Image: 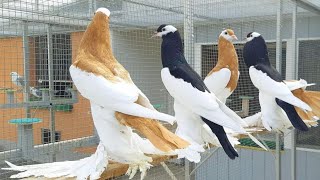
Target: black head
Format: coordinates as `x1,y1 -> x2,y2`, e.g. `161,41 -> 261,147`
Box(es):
245,32 -> 261,42
154,24 -> 178,37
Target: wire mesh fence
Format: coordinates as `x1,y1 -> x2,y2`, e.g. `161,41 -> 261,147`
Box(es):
0,0 -> 319,179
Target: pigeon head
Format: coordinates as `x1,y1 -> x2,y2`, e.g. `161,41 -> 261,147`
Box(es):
245,32 -> 261,42
10,72 -> 18,77
95,7 -> 110,17
153,24 -> 177,37
220,29 -> 238,42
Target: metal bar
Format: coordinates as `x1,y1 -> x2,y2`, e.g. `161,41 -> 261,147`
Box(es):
276,0 -> 283,74
0,98 -> 78,109
47,25 -> 56,162
276,133 -> 282,180
190,148 -> 219,176
160,162 -> 178,180
185,159 -> 190,180
184,0 -> 194,65
275,2 -> 283,179
123,0 -> 219,22
293,0 -> 320,15
21,21 -> 35,160
291,1 -> 298,180
0,136 -> 97,164
88,0 -> 93,17
184,1 -> 194,178
0,7 -> 89,27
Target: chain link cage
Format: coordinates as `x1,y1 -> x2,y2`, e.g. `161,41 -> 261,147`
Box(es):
0,0 -> 319,179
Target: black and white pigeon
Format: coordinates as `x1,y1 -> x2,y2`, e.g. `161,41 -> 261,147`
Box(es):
243,32 -> 311,132
154,25 -> 266,159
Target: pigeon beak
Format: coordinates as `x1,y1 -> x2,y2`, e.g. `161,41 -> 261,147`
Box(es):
151,31 -> 161,38
231,35 -> 238,40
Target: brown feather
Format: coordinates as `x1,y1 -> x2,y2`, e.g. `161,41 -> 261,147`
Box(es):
73,12 -> 131,83
207,31 -> 239,92
115,112 -> 189,152
293,88 -> 320,126
73,12 -> 190,152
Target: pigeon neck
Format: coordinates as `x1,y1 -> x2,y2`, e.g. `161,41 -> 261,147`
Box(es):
161,31 -> 186,68
217,37 -> 238,69
80,13 -> 114,61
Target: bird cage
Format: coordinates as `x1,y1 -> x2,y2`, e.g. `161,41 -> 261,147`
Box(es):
0,0 -> 320,180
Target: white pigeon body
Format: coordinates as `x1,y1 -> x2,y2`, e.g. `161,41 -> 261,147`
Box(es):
204,68 -> 238,103
244,79 -> 319,131
161,68 -> 246,133
248,66 -> 311,132
174,101 -> 239,147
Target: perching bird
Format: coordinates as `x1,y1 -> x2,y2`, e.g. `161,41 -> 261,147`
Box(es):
3,8 -> 202,180
29,86 -> 42,98
155,25 -> 265,159
245,79 -> 319,131
10,72 -> 25,87
243,32 -> 314,132
204,29 -> 239,103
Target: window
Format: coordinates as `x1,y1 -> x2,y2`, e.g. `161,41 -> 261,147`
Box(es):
41,128 -> 61,144
34,34 -> 72,98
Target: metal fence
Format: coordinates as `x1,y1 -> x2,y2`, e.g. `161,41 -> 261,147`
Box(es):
0,0 -> 320,179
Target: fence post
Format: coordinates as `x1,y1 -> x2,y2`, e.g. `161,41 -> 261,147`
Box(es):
184,0 -> 194,179
291,1 -> 298,180
275,0 -> 283,180
47,24 -> 56,162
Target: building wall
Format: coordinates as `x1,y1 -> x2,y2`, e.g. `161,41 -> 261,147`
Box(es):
0,32 -> 93,147
195,148 -> 320,180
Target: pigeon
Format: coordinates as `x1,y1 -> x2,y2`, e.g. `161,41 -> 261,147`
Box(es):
10,72 -> 25,87
29,86 -> 42,98
242,32 -> 313,132
3,8 -> 201,180
204,29 -> 239,104
154,25 -> 266,159
244,79 -> 319,130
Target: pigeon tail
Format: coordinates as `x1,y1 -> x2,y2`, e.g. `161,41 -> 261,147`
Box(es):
2,143 -> 108,180
201,117 -> 238,159
276,98 -> 309,131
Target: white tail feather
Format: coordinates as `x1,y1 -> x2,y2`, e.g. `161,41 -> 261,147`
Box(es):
114,103 -> 175,125
247,133 -> 268,151
3,143 -> 108,180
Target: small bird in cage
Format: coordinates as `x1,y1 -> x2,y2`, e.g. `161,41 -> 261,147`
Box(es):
29,86 -> 42,98
242,32 -> 319,132
10,72 -> 25,89
3,7 -> 203,180
154,25 -> 266,160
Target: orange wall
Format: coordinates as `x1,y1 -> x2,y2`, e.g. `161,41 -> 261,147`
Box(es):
0,32 -> 93,145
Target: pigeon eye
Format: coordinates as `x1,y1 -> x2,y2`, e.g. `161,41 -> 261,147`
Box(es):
162,28 -> 166,32
250,35 -> 253,37
224,32 -> 228,35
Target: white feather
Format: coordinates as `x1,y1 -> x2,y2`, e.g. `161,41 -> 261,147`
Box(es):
3,143 -> 108,180
249,66 -> 311,111
161,68 -> 246,133
284,79 -> 315,91
70,65 -> 175,124
204,68 -> 231,97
